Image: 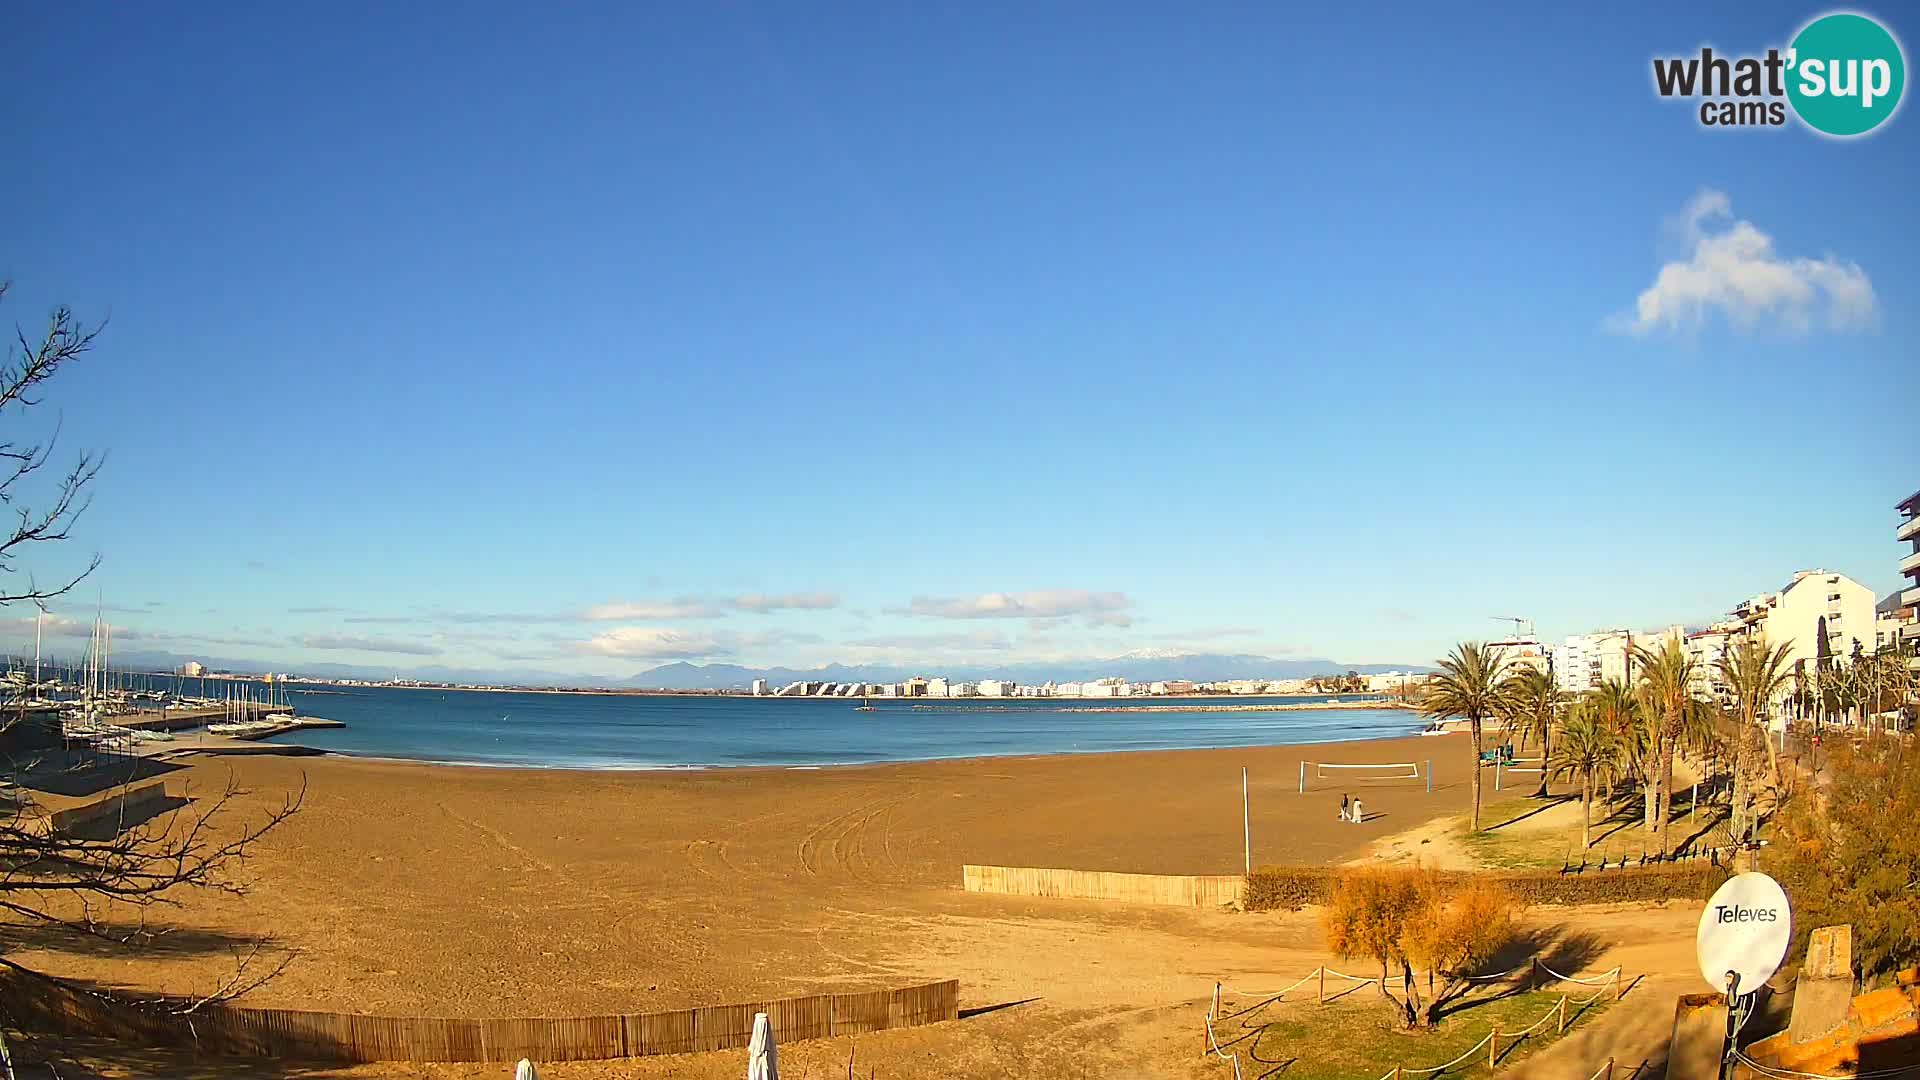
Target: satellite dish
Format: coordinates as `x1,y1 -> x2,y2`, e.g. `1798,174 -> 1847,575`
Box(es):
1696,872 -> 1792,997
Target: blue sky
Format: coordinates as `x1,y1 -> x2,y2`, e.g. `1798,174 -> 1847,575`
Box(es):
2,2 -> 1914,677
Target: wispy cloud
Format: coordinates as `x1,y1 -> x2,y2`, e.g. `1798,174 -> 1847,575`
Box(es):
903,590 -> 1132,628
582,598 -> 723,621
299,633 -> 442,656
1612,190 -> 1878,336
570,628 -> 729,660
288,606 -> 343,615
730,592 -> 840,614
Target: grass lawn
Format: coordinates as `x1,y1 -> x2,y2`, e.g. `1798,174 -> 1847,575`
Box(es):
1209,984 -> 1614,1080
1456,784 -> 1738,872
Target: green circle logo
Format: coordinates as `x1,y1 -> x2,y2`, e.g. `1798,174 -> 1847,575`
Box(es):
1787,12 -> 1906,136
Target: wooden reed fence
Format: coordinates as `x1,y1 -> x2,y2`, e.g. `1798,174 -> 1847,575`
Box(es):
0,960 -> 957,1063
963,864 -> 1245,908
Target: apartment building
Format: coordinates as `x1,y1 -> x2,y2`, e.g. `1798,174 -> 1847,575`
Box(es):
1548,626 -> 1686,694
1899,489 -> 1920,648
1727,570 -> 1876,670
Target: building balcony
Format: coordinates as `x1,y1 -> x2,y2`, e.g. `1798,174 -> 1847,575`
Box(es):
1905,585 -> 1920,609
1902,547 -> 1920,577
1901,514 -> 1920,543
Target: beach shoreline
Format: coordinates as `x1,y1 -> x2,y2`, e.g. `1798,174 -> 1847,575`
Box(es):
291,716 -> 1430,774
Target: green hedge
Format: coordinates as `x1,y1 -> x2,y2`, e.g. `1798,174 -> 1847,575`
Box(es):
1243,862 -> 1729,912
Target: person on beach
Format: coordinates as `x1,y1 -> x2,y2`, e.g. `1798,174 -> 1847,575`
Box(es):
1339,793 -> 1351,822
1350,797 -> 1364,824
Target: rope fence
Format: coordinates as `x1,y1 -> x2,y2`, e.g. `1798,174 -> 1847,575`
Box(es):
1204,961 -> 1624,1080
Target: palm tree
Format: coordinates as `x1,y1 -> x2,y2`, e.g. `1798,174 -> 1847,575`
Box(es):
1632,638 -> 1699,853
1721,636 -> 1794,784
1420,642 -> 1519,832
1717,636 -> 1794,843
1589,680 -> 1643,802
1548,701 -> 1619,850
1501,666 -> 1561,797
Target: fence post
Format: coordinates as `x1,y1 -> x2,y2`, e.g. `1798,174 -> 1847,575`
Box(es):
1489,1031 -> 1498,1068
1607,1057 -> 1615,1080
1426,760 -> 1432,793
1557,994 -> 1567,1033
1299,760 -> 1306,794
1319,966 -> 1326,1004
1531,959 -> 1539,991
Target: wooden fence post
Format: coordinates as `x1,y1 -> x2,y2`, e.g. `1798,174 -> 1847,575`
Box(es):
1489,1032 -> 1498,1068
1318,967 -> 1326,1004
1606,1057 -> 1614,1080
1556,995 -> 1567,1033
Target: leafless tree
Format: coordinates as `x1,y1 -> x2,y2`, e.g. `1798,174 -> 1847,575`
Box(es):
0,282 -> 105,610
0,283 -> 303,1026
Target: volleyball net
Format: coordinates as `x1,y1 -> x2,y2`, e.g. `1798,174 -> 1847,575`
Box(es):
1298,760 -> 1431,793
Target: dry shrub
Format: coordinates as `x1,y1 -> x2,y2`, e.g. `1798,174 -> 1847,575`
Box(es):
1245,862 -> 1722,912
1320,864 -> 1521,1028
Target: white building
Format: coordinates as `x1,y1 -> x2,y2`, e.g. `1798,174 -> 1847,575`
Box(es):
1685,627 -> 1734,702
1487,636 -> 1550,682
179,660 -> 206,678
1548,626 -> 1686,694
750,678 -> 767,696
1875,604 -> 1906,653
926,677 -> 949,698
1728,570 -> 1876,671
1898,489 -> 1920,651
977,679 -> 1013,698
1362,671 -> 1424,693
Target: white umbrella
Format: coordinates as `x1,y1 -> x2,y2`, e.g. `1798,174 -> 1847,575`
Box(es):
747,1011 -> 779,1080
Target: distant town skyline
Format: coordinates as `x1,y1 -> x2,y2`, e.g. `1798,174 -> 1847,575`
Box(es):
4,5 -> 1914,678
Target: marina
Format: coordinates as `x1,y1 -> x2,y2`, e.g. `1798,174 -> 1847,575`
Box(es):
3,614 -> 346,762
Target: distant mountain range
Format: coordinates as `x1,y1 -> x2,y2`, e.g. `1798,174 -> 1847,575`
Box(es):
89,646 -> 1427,691
627,652 -> 1431,690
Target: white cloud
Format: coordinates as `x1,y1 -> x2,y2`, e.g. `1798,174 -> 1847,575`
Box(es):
582,599 -> 722,621
903,590 -> 1132,627
1614,190 -> 1878,335
731,592 -> 840,613
570,627 -> 729,659
300,633 -> 442,656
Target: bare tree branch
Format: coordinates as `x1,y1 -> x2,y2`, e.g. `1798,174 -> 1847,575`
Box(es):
0,284 -> 105,608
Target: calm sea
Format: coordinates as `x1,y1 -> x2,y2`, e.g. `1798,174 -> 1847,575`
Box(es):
226,686 -> 1427,769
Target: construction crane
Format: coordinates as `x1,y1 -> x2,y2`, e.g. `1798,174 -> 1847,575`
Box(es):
1489,616 -> 1536,640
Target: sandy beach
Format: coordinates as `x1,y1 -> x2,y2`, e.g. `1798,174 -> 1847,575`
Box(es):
8,735 -> 1466,1014
0,731 -> 1709,1079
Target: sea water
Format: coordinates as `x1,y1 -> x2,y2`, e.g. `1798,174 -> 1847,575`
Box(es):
253,686 -> 1421,769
